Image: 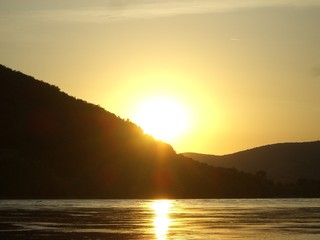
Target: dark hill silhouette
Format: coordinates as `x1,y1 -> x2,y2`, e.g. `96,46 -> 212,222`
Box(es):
1,64 -> 319,198
183,141 -> 320,183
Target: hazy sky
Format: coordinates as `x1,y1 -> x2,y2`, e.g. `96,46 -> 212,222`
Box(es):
1,0 -> 320,154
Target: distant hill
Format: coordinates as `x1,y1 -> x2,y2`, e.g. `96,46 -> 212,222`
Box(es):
1,64 -> 319,198
183,141 -> 320,183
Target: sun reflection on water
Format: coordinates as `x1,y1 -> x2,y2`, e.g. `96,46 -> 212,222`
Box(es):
151,200 -> 172,240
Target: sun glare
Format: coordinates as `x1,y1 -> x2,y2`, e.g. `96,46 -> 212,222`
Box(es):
133,97 -> 189,142
151,200 -> 172,240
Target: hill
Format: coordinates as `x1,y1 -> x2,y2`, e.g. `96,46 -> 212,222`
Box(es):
1,64 -> 319,198
183,141 -> 320,184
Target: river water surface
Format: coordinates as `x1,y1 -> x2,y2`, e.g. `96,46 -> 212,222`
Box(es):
1,199 -> 320,239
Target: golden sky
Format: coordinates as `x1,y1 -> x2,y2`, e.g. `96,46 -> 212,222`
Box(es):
1,0 -> 320,154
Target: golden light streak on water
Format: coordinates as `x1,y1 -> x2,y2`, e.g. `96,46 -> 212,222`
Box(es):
151,200 -> 172,240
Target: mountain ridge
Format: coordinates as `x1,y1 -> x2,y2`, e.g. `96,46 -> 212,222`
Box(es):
183,141 -> 320,183
1,64 -> 319,198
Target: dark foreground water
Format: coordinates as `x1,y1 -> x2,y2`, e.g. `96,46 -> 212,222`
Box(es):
1,199 -> 320,240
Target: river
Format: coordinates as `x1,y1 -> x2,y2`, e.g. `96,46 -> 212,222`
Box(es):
1,199 -> 320,239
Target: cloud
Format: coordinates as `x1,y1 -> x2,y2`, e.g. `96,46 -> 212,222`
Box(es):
5,0 -> 320,23
230,37 -> 241,41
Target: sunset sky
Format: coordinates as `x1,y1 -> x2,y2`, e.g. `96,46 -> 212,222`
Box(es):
1,0 -> 319,154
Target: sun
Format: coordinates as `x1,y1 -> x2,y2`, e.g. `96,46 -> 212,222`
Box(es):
132,96 -> 189,142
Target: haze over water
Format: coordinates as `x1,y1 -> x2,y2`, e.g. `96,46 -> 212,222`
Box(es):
1,199 -> 320,239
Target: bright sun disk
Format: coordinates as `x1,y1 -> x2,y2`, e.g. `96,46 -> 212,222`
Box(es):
133,97 -> 189,142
